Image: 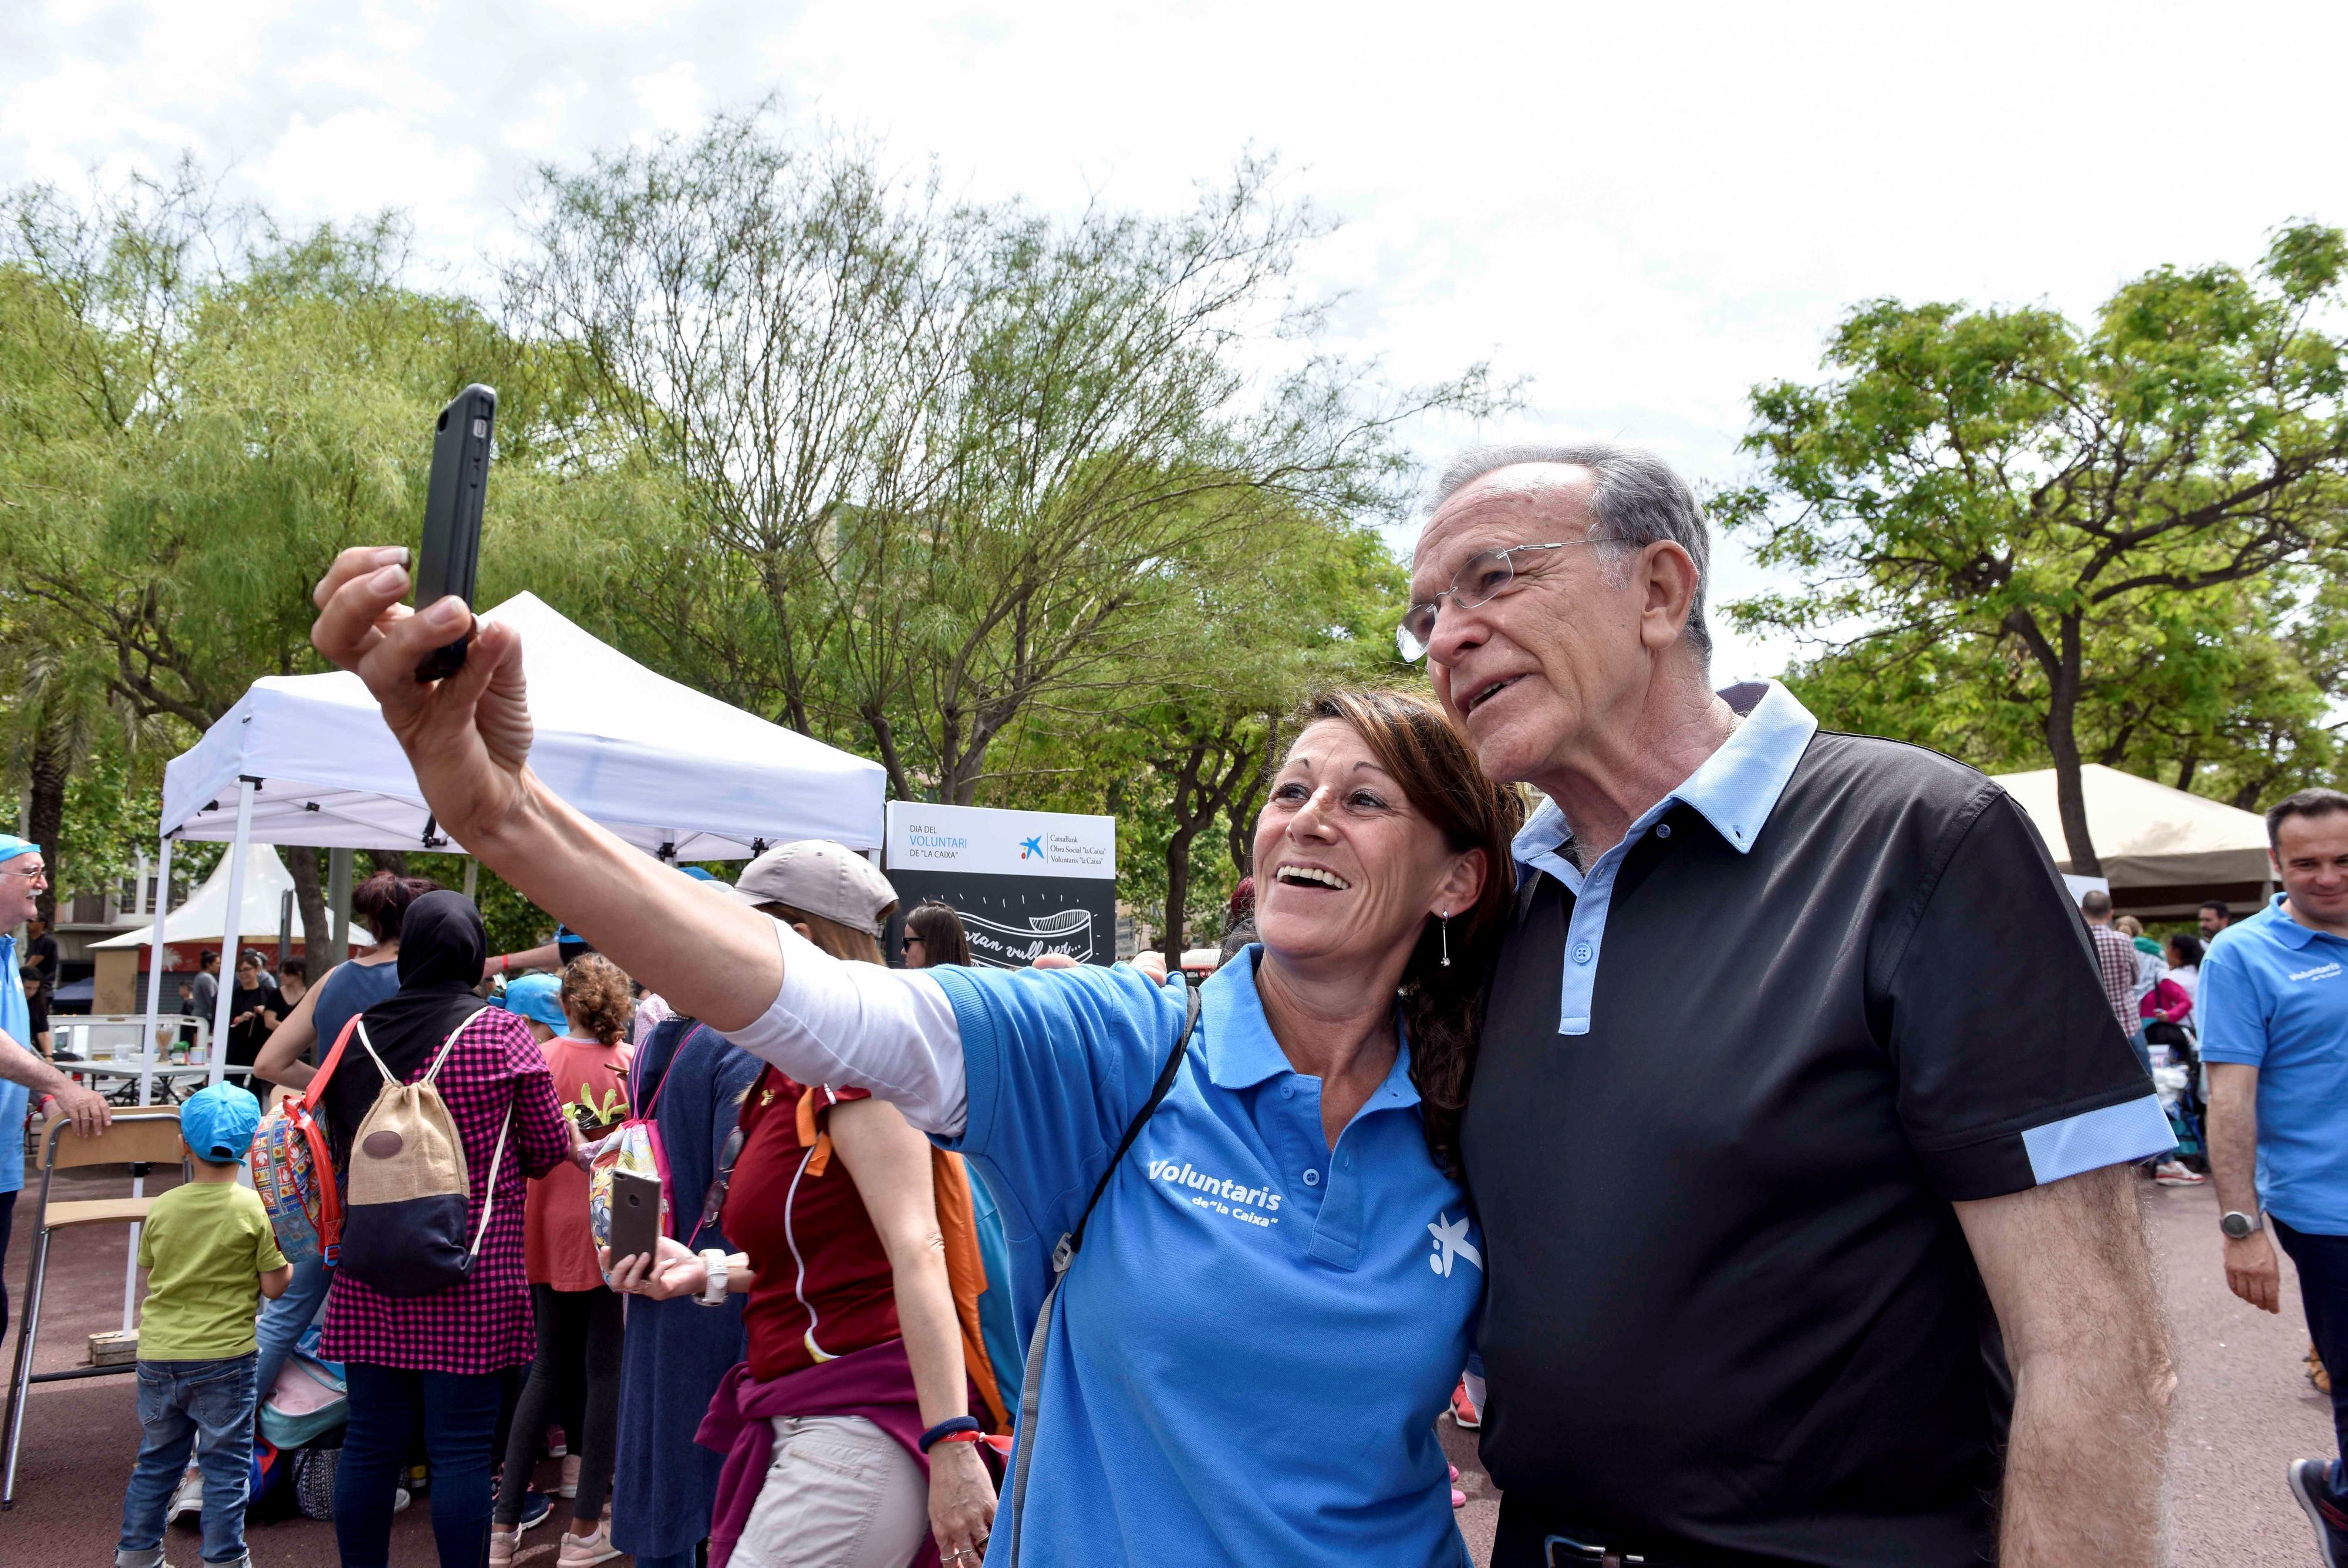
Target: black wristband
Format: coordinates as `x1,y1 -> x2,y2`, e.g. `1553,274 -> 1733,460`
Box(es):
917,1416 -> 981,1454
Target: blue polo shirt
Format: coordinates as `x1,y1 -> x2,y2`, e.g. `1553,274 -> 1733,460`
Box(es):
931,952 -> 1478,1568
2199,894 -> 2348,1233
0,932 -> 30,1195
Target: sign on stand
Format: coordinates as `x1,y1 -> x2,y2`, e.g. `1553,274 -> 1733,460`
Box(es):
883,802 -> 1118,967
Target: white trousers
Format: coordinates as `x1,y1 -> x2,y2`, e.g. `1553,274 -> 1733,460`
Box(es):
731,1414 -> 928,1568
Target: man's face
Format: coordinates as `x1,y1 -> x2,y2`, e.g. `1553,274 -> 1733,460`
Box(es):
2198,906 -> 2228,938
0,855 -> 45,927
2274,813 -> 2348,928
1409,466 -> 1652,788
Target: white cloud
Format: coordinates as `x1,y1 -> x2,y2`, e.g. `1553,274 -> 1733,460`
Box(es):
7,0 -> 2347,682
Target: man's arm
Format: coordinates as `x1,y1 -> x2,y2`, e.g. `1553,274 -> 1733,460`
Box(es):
2204,1062 -> 2279,1312
1955,1164 -> 2171,1567
0,1029 -> 112,1137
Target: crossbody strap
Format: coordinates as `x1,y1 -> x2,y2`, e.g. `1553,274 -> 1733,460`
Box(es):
465,1107 -> 515,1264
1009,980 -> 1202,1561
301,1014 -> 363,1112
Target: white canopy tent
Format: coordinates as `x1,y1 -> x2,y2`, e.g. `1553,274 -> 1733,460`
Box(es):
144,591 -> 888,1091
1992,763 -> 2275,915
90,842 -> 375,956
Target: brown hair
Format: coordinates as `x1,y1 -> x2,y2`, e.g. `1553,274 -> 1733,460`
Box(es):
352,871 -> 441,945
559,954 -> 634,1046
904,902 -> 971,968
1298,687 -> 1524,1178
757,902 -> 890,966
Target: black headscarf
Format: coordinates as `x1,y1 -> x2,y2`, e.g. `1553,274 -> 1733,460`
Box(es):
324,890 -> 492,1153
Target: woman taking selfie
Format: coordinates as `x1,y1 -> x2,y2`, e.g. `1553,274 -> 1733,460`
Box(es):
310,549 -> 1518,1567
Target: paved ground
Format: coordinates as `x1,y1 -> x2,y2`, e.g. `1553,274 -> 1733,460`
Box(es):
0,1169 -> 2331,1565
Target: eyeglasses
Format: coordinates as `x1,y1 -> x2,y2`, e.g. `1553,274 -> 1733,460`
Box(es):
699,1123 -> 750,1234
1396,538 -> 1607,662
0,866 -> 48,885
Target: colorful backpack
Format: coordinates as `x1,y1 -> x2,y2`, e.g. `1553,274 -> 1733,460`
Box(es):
336,1009 -> 508,1297
248,1016 -> 361,1266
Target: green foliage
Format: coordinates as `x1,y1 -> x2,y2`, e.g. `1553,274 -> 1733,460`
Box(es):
1720,222 -> 2348,868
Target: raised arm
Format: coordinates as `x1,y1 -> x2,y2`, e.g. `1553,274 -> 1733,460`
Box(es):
310,548 -> 780,1030
1955,1165 -> 2171,1566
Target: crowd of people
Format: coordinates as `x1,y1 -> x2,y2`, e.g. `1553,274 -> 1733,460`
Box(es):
0,440 -> 2344,1567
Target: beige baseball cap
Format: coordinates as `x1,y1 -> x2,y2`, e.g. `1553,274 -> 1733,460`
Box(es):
730,840 -> 898,936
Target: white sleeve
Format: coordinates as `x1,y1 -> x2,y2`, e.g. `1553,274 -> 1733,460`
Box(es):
718,918 -> 969,1137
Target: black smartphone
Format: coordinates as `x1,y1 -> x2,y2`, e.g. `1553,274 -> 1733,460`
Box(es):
413,383 -> 496,681
608,1168 -> 664,1267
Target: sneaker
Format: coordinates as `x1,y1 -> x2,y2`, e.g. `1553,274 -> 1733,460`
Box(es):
2153,1162 -> 2207,1186
167,1468 -> 204,1527
556,1519 -> 623,1566
2288,1458 -> 2348,1567
559,1453 -> 581,1498
518,1489 -> 554,1533
392,1486 -> 411,1515
1449,1378 -> 1482,1430
546,1424 -> 568,1459
2313,1343 -> 2334,1397
489,1529 -> 518,1568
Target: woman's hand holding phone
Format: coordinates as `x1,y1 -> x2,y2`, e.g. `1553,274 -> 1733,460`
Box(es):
599,1235 -> 704,1300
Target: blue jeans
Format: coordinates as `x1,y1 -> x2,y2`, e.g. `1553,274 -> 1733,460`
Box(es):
118,1354 -> 257,1568
251,1255 -> 331,1408
334,1361 -> 505,1568
2276,1219 -> 2348,1503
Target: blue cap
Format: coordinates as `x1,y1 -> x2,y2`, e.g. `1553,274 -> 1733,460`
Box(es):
180,1083 -> 262,1164
680,866 -> 721,883
501,972 -> 568,1032
0,835 -> 39,866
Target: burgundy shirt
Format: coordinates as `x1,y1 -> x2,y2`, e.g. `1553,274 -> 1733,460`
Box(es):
724,1067 -> 899,1383
319,1010 -> 572,1373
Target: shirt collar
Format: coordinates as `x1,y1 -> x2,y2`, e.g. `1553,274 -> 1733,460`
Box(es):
1510,680 -> 1821,868
1198,947 -> 1422,1108
2256,892 -> 2326,949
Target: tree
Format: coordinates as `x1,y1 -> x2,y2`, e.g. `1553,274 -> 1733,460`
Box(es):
1718,222 -> 2348,872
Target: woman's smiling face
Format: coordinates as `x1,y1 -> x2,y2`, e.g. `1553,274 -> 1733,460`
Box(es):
1251,718 -> 1482,972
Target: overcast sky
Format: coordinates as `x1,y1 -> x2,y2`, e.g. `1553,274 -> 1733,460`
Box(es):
8,0 -> 2346,680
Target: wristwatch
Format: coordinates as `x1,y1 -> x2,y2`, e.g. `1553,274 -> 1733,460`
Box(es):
2221,1210 -> 2264,1239
695,1249 -> 730,1306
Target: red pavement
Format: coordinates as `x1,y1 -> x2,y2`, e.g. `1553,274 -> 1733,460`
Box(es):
0,1165 -> 2332,1566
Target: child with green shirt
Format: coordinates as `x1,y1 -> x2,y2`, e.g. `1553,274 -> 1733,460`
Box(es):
116,1084 -> 292,1568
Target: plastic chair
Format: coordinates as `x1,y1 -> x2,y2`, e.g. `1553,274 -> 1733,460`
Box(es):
1,1107 -> 187,1509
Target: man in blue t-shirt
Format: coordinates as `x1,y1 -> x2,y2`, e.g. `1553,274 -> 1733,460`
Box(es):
2202,787 -> 2348,1564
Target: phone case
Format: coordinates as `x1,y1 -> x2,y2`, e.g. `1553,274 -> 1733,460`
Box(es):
608,1169 -> 664,1264
413,383 -> 497,680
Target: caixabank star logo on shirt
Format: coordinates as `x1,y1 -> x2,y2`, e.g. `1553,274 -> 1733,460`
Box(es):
1428,1213 -> 1482,1279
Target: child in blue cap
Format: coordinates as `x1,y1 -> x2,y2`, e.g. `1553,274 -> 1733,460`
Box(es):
116,1084 -> 293,1568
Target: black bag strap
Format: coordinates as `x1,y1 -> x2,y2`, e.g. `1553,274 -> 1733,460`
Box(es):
1009,979 -> 1202,1560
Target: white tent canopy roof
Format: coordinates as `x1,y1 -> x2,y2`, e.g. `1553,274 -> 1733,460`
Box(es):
92,842 -> 375,951
1991,763 -> 2272,889
160,592 -> 886,859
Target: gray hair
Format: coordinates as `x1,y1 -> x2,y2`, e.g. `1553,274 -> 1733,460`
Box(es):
1431,441 -> 1712,662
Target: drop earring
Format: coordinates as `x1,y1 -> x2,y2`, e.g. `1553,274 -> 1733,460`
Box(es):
1439,911 -> 1451,967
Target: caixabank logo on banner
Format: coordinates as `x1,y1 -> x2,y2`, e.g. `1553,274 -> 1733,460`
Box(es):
883,802 -> 1117,967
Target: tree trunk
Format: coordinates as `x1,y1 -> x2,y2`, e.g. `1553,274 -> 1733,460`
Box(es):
23,729 -> 68,928
1163,819 -> 1200,972
2044,613 -> 2100,876
1225,716 -> 1279,879
2175,751 -> 2200,793
2008,607 -> 2100,875
286,846 -> 330,960
367,849 -> 409,879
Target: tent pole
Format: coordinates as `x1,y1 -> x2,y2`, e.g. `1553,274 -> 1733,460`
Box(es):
463,858 -> 478,901
124,830 -> 173,1332
207,780 -> 257,1088
326,848 -> 352,969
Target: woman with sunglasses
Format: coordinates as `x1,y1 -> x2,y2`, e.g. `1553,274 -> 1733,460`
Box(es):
310,550 -> 1517,1568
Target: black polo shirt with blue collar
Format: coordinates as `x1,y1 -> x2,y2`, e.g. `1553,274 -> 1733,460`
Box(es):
1466,682 -> 2171,1568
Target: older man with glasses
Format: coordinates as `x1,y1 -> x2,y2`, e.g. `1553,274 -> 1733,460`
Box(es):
0,837 -> 115,1341
1406,445 -> 2174,1567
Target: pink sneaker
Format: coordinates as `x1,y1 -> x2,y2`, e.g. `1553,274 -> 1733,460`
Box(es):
1449,1378 -> 1482,1429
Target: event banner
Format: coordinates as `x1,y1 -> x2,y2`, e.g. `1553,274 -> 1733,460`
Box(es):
883,801 -> 1118,968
